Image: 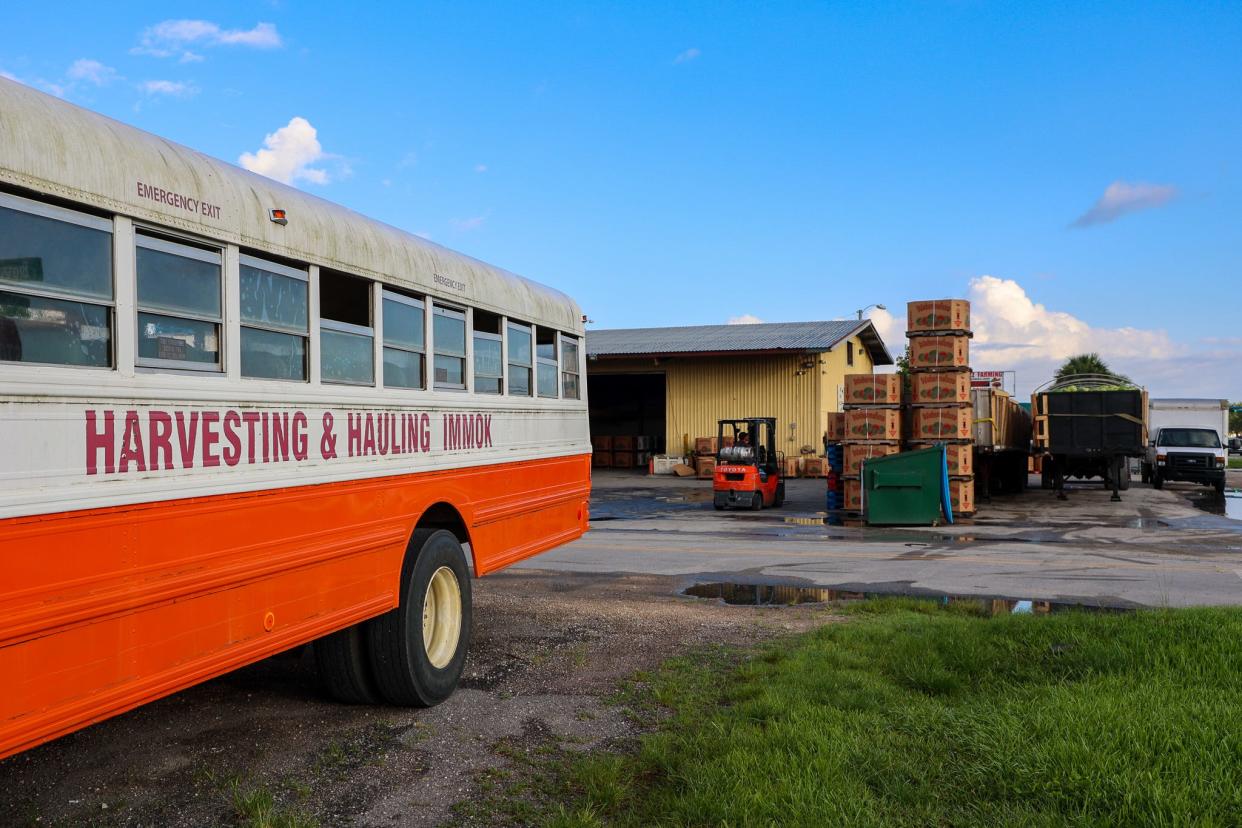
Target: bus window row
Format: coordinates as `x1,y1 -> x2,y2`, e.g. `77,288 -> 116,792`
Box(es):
0,190 -> 582,399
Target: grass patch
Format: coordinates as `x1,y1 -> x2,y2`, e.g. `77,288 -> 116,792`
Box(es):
1228,457 -> 1241,469
546,602 -> 1242,825
230,780 -> 318,828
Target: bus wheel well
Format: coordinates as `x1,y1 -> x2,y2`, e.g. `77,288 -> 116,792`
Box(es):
415,502 -> 471,549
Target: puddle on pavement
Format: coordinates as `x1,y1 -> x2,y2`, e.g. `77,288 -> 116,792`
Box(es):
682,582 -> 844,605
1186,489 -> 1242,521
681,582 -> 1131,614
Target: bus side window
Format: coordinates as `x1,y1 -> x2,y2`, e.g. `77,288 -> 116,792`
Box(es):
506,320 -> 533,396
382,288 -> 425,389
535,327 -> 558,398
560,334 -> 580,400
319,269 -> 374,385
472,309 -> 503,394
135,232 -> 222,371
432,304 -> 467,390
0,193 -> 114,368
239,254 -> 309,381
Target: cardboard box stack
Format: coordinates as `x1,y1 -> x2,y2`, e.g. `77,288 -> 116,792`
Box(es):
839,372 -> 904,514
906,299 -> 975,516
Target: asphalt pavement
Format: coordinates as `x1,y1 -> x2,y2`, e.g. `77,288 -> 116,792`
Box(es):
518,470 -> 1242,608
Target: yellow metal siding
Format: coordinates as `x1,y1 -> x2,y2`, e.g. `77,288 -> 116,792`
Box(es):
817,335 -> 876,443
588,335 -> 884,456
664,355 -> 818,457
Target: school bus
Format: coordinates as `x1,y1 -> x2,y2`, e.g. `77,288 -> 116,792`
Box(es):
0,77 -> 590,759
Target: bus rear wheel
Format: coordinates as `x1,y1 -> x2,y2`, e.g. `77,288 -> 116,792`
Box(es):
368,529 -> 472,707
313,623 -> 382,704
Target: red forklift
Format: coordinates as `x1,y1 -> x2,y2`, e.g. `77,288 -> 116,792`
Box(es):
712,417 -> 785,510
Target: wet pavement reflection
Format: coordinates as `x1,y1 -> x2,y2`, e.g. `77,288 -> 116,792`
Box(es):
680,582 -> 1132,613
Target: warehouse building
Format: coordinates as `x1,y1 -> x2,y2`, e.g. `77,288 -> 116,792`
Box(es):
586,320 -> 893,461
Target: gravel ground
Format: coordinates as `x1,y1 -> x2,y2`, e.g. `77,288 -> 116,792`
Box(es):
0,570 -> 839,827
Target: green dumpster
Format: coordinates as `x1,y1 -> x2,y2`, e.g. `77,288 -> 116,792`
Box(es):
862,445 -> 952,526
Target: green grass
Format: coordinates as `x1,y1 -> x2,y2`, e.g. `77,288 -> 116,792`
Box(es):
1228,457 -> 1241,469
230,780 -> 318,828
543,599 -> 1242,826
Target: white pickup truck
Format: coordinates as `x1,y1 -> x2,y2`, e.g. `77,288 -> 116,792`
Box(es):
1141,399 -> 1228,494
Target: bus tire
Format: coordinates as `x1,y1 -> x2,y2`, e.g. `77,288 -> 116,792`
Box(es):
368,529 -> 472,707
313,624 -> 383,704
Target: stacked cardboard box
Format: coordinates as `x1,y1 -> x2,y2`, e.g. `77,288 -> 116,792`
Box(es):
906,299 -> 974,516
839,373 -> 904,514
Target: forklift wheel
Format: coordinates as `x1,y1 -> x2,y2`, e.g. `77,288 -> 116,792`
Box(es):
750,493 -> 762,511
773,486 -> 785,508
713,502 -> 725,511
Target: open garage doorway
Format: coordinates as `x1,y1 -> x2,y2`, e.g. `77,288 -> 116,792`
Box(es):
587,372 -> 667,468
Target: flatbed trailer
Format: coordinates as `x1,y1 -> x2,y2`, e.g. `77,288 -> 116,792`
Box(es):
971,388 -> 1031,496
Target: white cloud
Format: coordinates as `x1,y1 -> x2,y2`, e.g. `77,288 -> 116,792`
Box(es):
141,79 -> 197,97
674,47 -> 701,64
398,151 -> 418,168
135,20 -> 282,60
727,314 -> 764,325
1071,180 -> 1178,228
67,59 -> 118,86
968,275 -> 1241,398
474,163 -> 488,173
865,306 -> 902,347
239,117 -> 331,185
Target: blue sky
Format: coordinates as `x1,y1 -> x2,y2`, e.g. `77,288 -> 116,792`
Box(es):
2,2 -> 1239,396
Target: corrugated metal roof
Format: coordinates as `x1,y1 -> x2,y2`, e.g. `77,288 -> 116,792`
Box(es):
587,320 -> 894,364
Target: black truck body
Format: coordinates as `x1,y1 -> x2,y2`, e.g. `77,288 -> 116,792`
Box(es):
1032,384 -> 1148,501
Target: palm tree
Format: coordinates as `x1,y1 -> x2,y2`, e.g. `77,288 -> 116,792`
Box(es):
1054,353 -> 1128,383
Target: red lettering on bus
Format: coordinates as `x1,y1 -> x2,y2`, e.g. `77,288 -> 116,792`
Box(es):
85,410 -> 115,475
174,411 -> 199,470
292,411 -> 308,461
348,413 -> 362,457
242,412 -> 260,464
271,412 -> 290,462
201,411 -> 221,468
148,411 -> 173,470
222,411 -> 242,467
118,410 -> 147,473
363,414 -> 376,456
377,412 -> 390,456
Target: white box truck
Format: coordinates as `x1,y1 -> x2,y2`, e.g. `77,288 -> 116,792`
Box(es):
1141,398 -> 1228,494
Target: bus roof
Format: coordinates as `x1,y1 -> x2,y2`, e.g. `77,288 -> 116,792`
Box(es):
0,78 -> 582,333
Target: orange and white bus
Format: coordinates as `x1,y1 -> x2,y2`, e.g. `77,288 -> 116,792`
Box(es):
0,78 -> 591,759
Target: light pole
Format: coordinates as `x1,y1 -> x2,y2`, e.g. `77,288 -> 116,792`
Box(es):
856,303 -> 886,320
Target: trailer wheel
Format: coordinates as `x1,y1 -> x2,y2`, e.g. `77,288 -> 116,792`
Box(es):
368,529 -> 472,707
1118,462 -> 1131,491
313,623 -> 382,704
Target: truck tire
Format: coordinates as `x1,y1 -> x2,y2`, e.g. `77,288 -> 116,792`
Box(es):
1152,473 -> 1163,490
1215,479 -> 1227,495
314,623 -> 382,704
1140,463 -> 1150,484
368,529 -> 472,707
